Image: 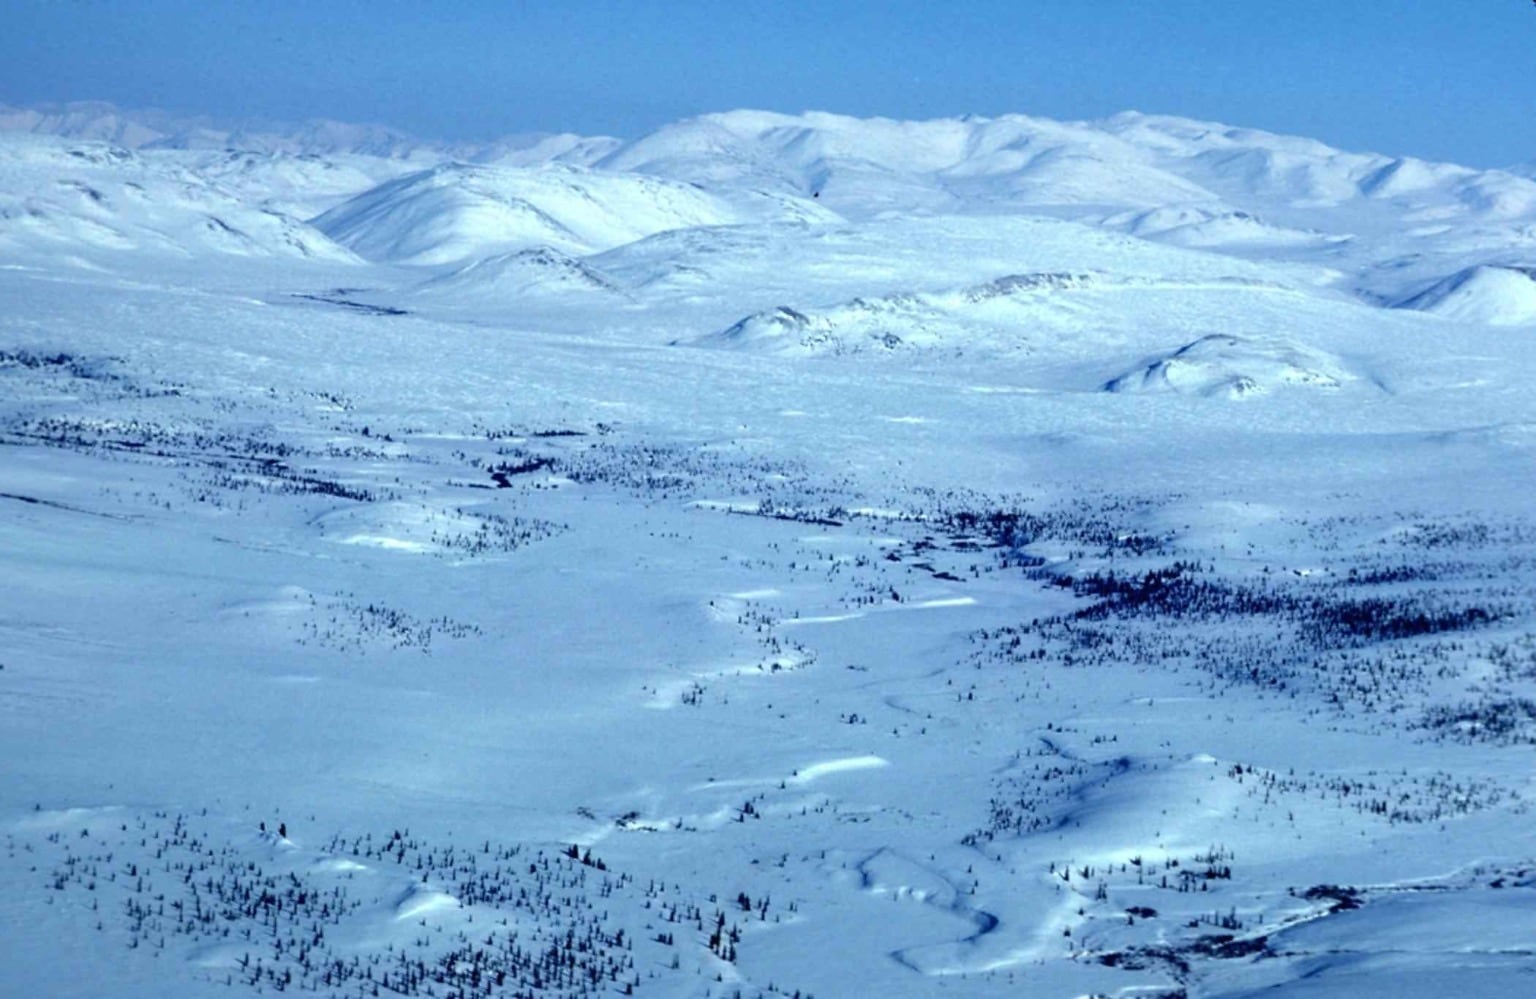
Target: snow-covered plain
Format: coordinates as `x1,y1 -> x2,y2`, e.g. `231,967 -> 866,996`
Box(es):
2,105 -> 1535,999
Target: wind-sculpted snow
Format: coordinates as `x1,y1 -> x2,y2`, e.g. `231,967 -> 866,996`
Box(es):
4,104 -> 1536,999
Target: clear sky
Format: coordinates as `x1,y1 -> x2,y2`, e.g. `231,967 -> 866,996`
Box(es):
3,0 -> 1533,167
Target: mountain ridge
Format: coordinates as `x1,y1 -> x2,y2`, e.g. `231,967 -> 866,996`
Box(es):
4,100 -> 1534,315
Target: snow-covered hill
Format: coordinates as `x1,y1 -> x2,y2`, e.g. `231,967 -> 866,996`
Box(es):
0,133 -> 352,264
312,161 -> 826,264
1397,265 -> 1536,326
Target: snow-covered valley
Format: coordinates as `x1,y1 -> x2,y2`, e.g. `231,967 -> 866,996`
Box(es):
2,105 -> 1535,998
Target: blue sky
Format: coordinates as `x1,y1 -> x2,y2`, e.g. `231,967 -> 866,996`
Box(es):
3,0 -> 1533,166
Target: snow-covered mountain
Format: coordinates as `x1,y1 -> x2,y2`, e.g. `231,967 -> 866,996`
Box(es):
0,99 -> 621,166
589,109 -> 1536,305
3,101 -> 1536,999
0,100 -> 437,158
583,108 -> 1536,230
6,101 -> 1533,305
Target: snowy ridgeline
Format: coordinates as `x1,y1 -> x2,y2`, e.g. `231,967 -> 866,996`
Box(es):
5,101 -> 1536,319
1,103 -> 1536,999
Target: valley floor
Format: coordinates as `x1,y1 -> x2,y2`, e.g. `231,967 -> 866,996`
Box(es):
3,222 -> 1535,999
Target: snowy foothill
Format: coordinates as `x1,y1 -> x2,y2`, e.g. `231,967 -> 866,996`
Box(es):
2,103 -> 1535,999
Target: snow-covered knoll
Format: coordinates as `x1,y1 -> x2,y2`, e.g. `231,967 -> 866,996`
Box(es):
411,246 -> 625,301
1102,334 -> 1358,398
2,102 -> 1535,999
1396,264 -> 1536,326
